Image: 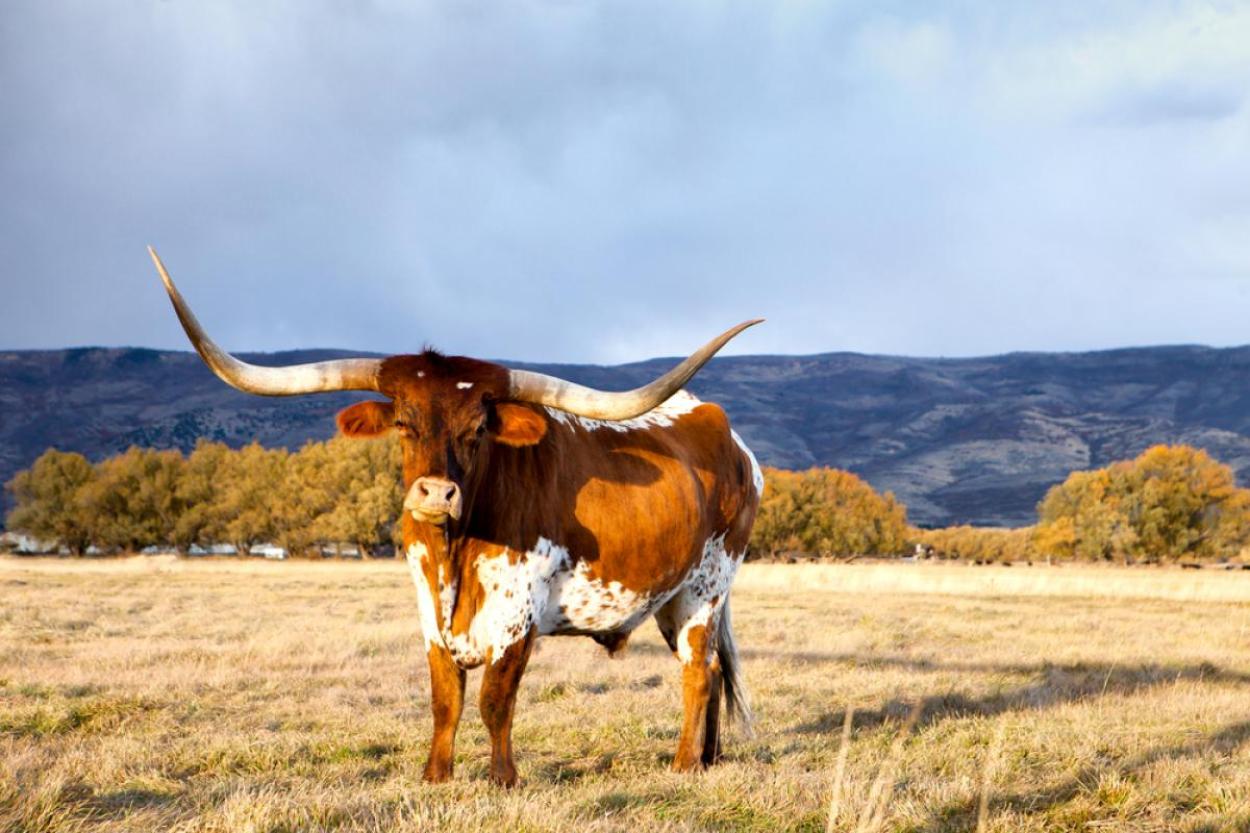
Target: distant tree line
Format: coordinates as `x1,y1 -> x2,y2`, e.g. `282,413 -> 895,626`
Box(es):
913,526 -> 1036,565
6,439 -> 1249,564
4,438 -> 401,557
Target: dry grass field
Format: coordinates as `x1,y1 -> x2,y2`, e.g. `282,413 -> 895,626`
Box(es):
2,557 -> 1248,833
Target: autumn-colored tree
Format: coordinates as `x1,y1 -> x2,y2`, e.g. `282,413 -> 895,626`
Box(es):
1030,516 -> 1074,565
174,440 -> 232,551
216,443 -> 286,557
1034,469 -> 1135,562
79,447 -> 186,552
1129,445 -> 1243,561
5,449 -> 96,555
272,441 -> 336,558
750,466 -> 908,559
1034,444 -> 1250,563
310,435 -> 402,557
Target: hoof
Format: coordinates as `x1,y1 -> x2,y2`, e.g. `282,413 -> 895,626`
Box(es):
422,762 -> 453,783
489,762 -> 519,788
670,755 -> 705,774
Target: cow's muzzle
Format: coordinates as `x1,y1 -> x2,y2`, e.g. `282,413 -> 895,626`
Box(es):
404,477 -> 463,525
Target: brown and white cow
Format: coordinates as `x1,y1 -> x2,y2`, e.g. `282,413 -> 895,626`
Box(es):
149,247 -> 763,785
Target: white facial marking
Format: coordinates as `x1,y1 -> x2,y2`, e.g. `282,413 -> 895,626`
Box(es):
545,390 -> 702,433
731,428 -> 765,497
456,381 -> 473,390
406,542 -> 445,650
417,371 -> 425,378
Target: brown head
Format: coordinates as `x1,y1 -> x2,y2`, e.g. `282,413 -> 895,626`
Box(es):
334,352 -> 548,526
148,246 -> 760,531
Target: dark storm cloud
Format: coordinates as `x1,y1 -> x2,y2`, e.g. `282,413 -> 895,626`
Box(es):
2,1 -> 1250,363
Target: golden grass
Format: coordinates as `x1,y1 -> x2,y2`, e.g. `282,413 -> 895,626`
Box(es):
1,556 -> 1248,832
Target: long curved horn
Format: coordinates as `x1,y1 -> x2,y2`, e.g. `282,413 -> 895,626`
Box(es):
148,246 -> 382,396
507,319 -> 763,420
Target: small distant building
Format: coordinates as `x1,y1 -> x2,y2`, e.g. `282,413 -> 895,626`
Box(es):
251,543 -> 287,560
0,532 -> 57,553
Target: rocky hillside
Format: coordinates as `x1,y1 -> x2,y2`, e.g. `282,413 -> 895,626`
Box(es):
4,344 -> 1250,527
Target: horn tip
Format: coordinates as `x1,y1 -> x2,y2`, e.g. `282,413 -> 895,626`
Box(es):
147,246 -> 176,292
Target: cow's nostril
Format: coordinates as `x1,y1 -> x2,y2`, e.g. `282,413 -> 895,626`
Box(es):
414,478 -> 458,508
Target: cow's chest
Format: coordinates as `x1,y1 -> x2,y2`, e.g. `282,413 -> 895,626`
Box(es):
406,540 -> 663,668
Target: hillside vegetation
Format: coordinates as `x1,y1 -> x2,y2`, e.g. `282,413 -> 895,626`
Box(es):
8,440 -> 1250,565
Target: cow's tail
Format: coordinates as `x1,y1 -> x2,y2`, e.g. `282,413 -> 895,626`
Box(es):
717,598 -> 754,735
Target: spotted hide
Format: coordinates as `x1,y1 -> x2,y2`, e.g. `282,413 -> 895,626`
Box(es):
148,246 -> 761,787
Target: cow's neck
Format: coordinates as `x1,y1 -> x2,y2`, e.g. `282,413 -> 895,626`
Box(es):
403,436 -> 577,632
409,521 -> 465,575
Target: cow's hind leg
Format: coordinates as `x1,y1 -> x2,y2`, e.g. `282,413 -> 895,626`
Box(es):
479,628 -> 536,787
703,651 -> 723,765
656,595 -> 724,772
423,645 -> 466,783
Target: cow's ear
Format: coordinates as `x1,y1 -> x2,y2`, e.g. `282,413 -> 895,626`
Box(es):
337,400 -> 395,438
492,402 -> 548,447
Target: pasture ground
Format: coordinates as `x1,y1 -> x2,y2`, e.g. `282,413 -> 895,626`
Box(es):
1,557 -> 1248,832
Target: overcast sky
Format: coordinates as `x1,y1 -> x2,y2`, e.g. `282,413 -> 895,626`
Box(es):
3,1 -> 1249,364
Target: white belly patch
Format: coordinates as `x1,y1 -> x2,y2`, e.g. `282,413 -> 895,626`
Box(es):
407,537 -> 666,666
538,557 -> 661,635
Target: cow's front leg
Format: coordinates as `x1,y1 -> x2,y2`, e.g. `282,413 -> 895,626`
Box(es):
479,629 -> 536,787
423,644 -> 466,783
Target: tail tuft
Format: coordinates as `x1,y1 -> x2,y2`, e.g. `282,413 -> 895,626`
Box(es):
716,599 -> 754,735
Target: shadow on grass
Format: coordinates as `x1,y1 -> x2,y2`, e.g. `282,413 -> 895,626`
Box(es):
916,716 -> 1250,832
88,785 -> 181,818
742,647 -> 1250,685
768,651 -> 1248,735
534,751 -> 618,784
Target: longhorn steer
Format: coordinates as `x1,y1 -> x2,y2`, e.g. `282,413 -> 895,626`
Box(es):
149,248 -> 763,785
